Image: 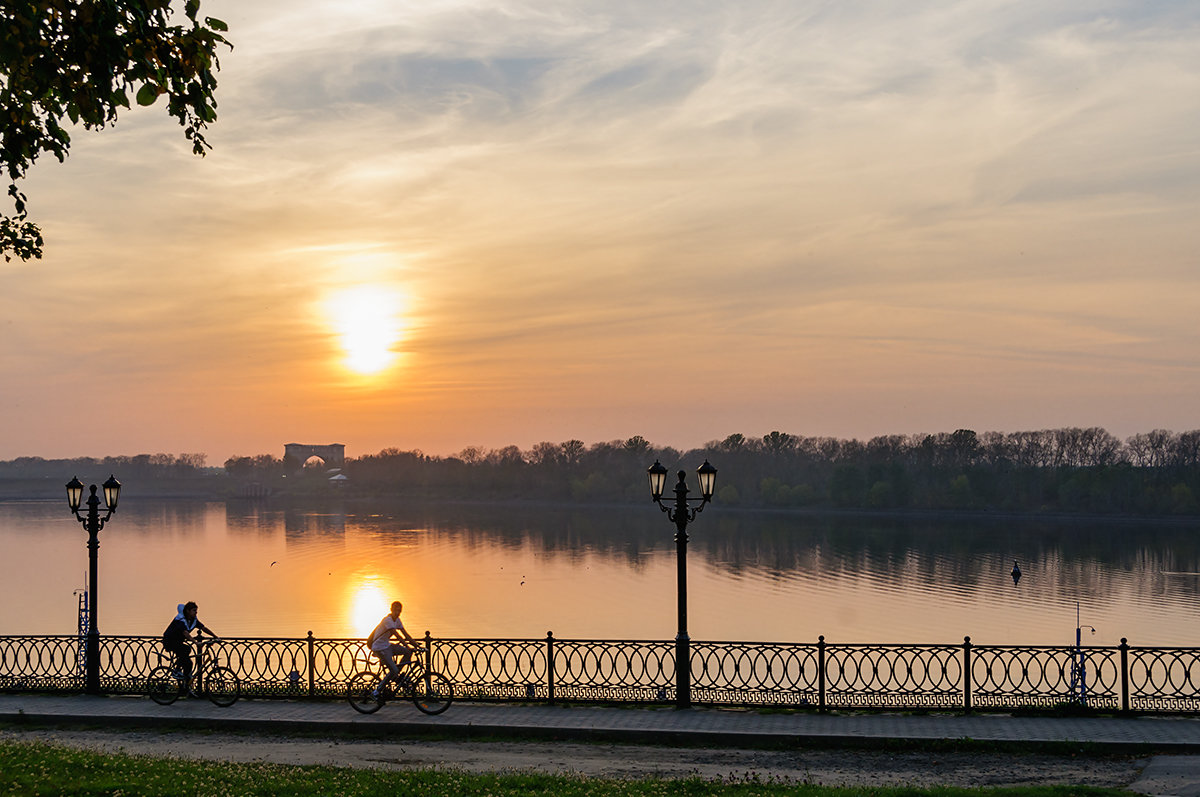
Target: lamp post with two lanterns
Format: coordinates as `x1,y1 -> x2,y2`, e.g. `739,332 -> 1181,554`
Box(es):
647,459 -> 716,709
66,475 -> 121,695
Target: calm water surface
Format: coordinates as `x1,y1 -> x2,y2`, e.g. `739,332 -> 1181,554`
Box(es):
2,498 -> 1199,646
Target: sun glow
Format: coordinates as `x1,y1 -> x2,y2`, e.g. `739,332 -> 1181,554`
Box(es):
325,285 -> 407,375
350,578 -> 390,638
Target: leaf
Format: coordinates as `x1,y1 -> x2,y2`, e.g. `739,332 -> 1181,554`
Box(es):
136,84 -> 159,106
205,17 -> 228,32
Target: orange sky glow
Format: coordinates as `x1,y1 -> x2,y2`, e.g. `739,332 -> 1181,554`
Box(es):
2,1 -> 1198,464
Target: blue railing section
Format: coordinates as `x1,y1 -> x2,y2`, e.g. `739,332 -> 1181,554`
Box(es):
2,632 -> 1199,713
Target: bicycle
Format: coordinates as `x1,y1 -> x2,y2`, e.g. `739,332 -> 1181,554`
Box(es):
346,648 -> 453,715
146,637 -> 241,707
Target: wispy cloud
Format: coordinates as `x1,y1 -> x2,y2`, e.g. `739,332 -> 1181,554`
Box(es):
3,1 -> 1199,458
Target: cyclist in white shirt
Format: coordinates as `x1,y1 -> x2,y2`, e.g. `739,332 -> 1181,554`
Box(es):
368,601 -> 419,694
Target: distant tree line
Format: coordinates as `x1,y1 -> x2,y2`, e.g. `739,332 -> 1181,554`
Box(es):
221,427 -> 1200,515
3,428 -> 1198,514
0,453 -> 210,481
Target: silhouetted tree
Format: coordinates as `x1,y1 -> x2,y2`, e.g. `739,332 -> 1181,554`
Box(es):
1,0 -> 231,260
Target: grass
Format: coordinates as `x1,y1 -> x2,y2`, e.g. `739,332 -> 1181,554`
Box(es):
0,738 -> 1133,797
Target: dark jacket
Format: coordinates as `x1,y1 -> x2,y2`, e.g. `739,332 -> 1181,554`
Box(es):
162,617 -> 213,648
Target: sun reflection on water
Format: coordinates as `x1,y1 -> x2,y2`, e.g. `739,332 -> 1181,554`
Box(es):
348,577 -> 392,638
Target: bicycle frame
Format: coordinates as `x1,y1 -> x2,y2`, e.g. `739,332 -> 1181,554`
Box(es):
346,648 -> 452,715
147,635 -> 240,707
370,650 -> 427,690
192,637 -> 224,691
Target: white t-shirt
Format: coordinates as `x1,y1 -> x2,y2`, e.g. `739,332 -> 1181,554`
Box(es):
370,615 -> 406,652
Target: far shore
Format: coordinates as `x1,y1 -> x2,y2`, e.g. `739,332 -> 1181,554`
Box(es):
1,480 -> 1197,526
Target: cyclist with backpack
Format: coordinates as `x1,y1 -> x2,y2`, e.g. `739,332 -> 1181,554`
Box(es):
162,601 -> 218,683
368,600 -> 418,696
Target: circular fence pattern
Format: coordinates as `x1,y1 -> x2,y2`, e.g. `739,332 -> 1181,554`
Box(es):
3,634 -> 1199,712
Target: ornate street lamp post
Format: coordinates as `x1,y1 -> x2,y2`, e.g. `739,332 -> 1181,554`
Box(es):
647,459 -> 716,708
66,475 -> 121,694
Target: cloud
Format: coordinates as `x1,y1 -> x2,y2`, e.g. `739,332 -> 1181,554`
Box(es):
3,0 -> 1200,458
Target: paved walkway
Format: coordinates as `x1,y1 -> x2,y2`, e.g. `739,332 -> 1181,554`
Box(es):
5,694 -> 1200,752
11,696 -> 1200,793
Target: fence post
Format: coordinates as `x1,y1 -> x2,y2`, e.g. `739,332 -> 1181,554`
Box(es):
195,630 -> 205,693
963,636 -> 973,713
306,631 -> 316,698
817,636 -> 826,713
546,631 -> 556,705
1120,637 -> 1130,714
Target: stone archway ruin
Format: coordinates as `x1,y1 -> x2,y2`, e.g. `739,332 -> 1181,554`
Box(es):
284,443 -> 345,471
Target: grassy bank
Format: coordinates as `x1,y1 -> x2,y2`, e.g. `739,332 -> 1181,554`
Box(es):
0,738 -> 1129,796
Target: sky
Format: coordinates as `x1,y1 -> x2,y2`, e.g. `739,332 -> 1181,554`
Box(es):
3,0 -> 1199,465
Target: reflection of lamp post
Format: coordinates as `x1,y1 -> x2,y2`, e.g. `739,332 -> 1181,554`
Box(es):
647,459 -> 716,709
66,475 -> 121,694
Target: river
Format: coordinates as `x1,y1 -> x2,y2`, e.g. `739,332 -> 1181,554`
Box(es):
2,498 -> 1198,646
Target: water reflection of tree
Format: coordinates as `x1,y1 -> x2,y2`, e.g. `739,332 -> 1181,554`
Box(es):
283,509 -> 346,537
218,497 -> 1200,605
697,513 -> 1200,603
225,503 -> 280,538
115,500 -> 208,538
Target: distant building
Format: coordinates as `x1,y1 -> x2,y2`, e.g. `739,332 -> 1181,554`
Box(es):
284,443 -> 345,472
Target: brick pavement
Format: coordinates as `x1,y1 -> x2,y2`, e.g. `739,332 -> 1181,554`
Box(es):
4,694 -> 1200,752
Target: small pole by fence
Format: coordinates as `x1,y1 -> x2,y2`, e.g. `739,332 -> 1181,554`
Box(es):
546,631 -> 556,705
817,635 -> 826,712
1120,637 -> 1130,714
195,630 -> 206,694
962,636 -> 972,713
306,631 -> 315,698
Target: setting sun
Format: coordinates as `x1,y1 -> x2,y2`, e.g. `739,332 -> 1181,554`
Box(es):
325,285 -> 407,375
349,578 -> 391,638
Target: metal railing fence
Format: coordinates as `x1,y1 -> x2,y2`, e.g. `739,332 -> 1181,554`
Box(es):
3,632 -> 1200,713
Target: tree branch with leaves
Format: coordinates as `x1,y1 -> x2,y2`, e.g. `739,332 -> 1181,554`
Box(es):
0,0 -> 230,261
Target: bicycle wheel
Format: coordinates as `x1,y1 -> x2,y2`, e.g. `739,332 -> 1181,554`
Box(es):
411,670 -> 453,715
347,671 -> 384,714
147,666 -> 181,706
203,665 -> 241,708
